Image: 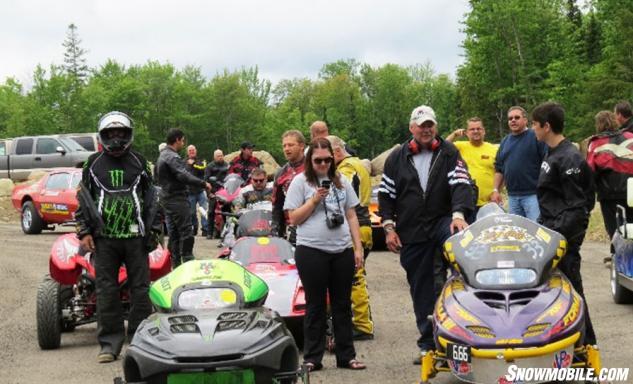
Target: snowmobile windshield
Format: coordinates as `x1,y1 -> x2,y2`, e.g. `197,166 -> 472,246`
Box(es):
444,206 -> 567,290
149,259 -> 269,311
231,237 -> 295,266
177,286 -> 239,310
224,174 -> 244,195
237,210 -> 273,237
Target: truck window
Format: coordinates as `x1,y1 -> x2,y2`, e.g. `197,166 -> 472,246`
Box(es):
36,138 -> 62,154
0,142 -> 5,156
15,138 -> 34,155
69,136 -> 95,151
45,173 -> 71,190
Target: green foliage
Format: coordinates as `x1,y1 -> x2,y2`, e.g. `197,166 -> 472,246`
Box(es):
457,0 -> 633,143
2,6 -> 633,165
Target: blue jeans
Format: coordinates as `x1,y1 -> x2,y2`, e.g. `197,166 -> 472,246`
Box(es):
508,194 -> 540,222
188,191 -> 208,233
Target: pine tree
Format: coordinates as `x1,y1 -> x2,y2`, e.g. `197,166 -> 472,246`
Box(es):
566,0 -> 582,29
62,23 -> 88,84
584,11 -> 602,65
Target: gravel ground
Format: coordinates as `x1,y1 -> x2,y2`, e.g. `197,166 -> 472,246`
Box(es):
0,223 -> 631,384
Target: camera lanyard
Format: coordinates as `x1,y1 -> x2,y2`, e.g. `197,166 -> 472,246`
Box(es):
322,184 -> 343,216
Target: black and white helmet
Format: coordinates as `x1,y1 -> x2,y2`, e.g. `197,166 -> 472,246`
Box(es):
97,111 -> 134,154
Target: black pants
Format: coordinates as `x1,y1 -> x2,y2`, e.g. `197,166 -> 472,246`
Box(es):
599,199 -> 633,254
207,196 -> 218,236
94,237 -> 151,355
559,235 -> 597,345
399,216 -> 452,350
295,245 -> 356,365
163,194 -> 195,268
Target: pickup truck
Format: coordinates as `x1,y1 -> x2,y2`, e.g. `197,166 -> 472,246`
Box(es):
0,135 -> 93,181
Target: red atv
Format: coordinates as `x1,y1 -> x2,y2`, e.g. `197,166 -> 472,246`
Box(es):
36,233 -> 172,350
208,173 -> 244,238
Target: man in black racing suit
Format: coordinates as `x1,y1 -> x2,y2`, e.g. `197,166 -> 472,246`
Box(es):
532,102 -> 598,346
156,128 -> 211,268
76,111 -> 160,363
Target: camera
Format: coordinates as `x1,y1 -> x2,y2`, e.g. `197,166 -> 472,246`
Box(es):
326,212 -> 345,229
321,179 -> 331,189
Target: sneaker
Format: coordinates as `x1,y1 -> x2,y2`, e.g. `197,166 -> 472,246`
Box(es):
97,352 -> 116,364
352,329 -> 374,341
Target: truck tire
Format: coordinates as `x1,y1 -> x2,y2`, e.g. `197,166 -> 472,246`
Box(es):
36,275 -> 62,349
22,201 -> 44,234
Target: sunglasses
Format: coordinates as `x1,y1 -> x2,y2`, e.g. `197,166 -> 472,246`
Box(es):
508,115 -> 523,121
313,157 -> 333,165
252,178 -> 266,183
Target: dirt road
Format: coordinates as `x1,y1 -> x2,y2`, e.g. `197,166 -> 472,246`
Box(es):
0,223 -> 631,383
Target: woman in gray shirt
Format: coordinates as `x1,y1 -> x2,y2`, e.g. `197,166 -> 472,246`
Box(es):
284,137 -> 366,371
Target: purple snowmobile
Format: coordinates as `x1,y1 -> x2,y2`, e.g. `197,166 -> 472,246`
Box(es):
420,203 -> 603,384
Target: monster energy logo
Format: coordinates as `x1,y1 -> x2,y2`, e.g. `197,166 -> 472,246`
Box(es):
109,169 -> 124,187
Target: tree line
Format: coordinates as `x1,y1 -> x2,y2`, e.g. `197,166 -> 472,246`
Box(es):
0,0 -> 631,163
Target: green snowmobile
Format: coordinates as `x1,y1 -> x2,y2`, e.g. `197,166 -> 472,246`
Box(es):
120,259 -> 308,384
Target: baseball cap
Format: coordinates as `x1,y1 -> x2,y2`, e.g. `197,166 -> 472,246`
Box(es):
240,141 -> 255,149
410,105 -> 437,126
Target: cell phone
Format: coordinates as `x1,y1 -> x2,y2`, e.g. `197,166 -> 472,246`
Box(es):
321,180 -> 331,189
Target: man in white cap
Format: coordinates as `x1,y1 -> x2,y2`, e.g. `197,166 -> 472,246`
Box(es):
378,105 -> 475,364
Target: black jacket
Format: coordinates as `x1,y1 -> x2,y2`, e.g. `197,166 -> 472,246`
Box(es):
185,157 -> 207,194
76,149 -> 158,241
204,160 -> 229,186
378,138 -> 475,244
537,139 -> 595,242
156,147 -> 207,199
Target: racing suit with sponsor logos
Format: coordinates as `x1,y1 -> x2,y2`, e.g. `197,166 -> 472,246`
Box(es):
537,138 -> 597,345
272,159 -> 305,242
378,137 -> 474,350
75,149 -> 157,356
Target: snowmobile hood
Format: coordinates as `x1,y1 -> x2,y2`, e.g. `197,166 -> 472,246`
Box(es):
435,272 -> 584,349
149,259 -> 268,311
130,307 -> 289,360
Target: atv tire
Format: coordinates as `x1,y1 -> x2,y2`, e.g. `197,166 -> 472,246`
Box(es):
22,201 -> 44,234
611,258 -> 633,304
37,275 -> 62,349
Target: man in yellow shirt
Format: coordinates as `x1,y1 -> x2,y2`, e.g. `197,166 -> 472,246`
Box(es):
327,135 -> 374,340
446,117 -> 498,214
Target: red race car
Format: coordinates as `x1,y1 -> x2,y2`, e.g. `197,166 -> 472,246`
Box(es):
12,167 -> 81,234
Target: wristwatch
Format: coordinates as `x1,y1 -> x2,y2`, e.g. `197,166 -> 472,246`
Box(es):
383,223 -> 395,234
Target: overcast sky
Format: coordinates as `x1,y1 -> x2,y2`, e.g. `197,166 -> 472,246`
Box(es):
2,0 -> 470,86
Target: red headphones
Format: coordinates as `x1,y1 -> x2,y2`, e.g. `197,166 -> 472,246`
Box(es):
408,137 -> 440,154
